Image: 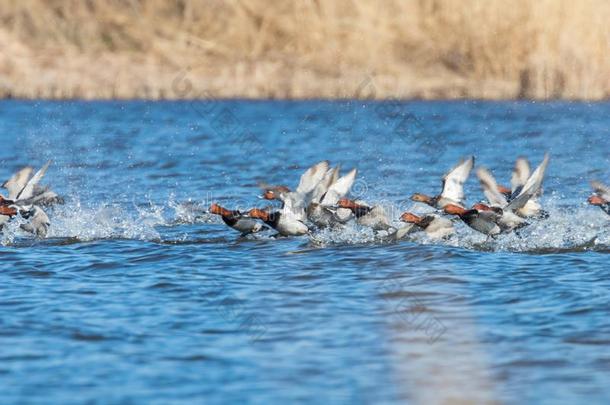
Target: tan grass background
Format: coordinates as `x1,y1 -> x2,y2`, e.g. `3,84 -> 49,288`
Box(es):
1,0 -> 609,99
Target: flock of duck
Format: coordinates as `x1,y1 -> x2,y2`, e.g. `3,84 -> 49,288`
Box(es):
208,155 -> 609,241
0,157 -> 608,241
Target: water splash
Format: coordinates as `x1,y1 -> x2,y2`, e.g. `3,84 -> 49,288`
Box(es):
45,199 -> 164,242
1,195 -> 608,252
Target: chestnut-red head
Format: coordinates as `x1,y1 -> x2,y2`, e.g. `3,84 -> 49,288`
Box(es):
497,185 -> 512,195
472,203 -> 492,211
443,203 -> 467,216
588,195 -> 607,206
247,208 -> 270,222
337,198 -> 358,210
262,186 -> 290,200
400,212 -> 422,224
410,193 -> 433,204
0,205 -> 17,217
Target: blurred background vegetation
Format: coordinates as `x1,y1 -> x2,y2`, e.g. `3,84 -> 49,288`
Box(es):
1,0 -> 609,99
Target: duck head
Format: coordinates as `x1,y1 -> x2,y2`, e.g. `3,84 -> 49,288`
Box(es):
247,208 -> 271,222
400,212 -> 422,225
472,203 -> 503,215
0,204 -> 17,217
443,203 -> 467,216
588,194 -> 607,206
337,198 -> 360,211
262,186 -> 291,200
410,193 -> 434,205
496,184 -> 512,196
209,203 -> 232,217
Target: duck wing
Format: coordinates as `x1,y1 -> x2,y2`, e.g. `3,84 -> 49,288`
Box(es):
440,156 -> 474,205
506,154 -> 549,212
311,166 -> 339,204
295,161 -> 329,196
3,167 -> 33,200
511,157 -> 531,194
476,167 -> 508,207
16,161 -> 51,201
321,168 -> 357,206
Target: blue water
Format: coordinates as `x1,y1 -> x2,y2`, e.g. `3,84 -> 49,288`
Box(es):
0,100 -> 609,404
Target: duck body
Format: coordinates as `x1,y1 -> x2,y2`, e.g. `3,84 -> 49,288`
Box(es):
209,203 -> 267,236
247,208 -> 309,236
19,205 -> 50,237
337,198 -> 392,231
400,212 -> 454,239
444,203 -> 503,237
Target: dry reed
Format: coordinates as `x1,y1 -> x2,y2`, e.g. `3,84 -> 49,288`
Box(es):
1,0 -> 609,99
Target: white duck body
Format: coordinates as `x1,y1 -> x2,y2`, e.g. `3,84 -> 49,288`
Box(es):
355,204 -> 393,231
19,205 -> 51,237
421,215 -> 455,239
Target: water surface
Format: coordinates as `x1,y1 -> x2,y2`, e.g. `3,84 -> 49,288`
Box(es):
0,100 -> 609,404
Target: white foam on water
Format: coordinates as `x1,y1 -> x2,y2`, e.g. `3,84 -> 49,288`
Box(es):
1,195 -> 608,252
45,199 -> 165,241
169,199 -> 214,225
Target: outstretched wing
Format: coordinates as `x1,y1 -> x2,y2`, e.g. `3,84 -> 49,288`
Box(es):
511,157 -> 530,194
507,154 -> 549,212
16,161 -> 51,201
440,156 -> 474,205
321,168 -> 357,206
295,161 -> 329,196
3,167 -> 33,200
476,167 -> 508,207
311,166 -> 339,204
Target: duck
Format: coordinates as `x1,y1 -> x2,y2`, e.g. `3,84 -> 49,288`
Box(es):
246,208 -> 309,237
476,156 -> 547,218
1,162 -> 53,237
475,154 -> 550,230
443,203 -> 505,237
209,203 -> 268,236
307,167 -> 357,228
2,161 -> 63,206
588,181 -> 610,215
410,156 -> 474,209
260,161 -> 329,222
399,212 -> 454,239
0,198 -> 50,237
336,198 -> 393,231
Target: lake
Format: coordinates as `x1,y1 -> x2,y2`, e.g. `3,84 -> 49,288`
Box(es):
0,100 -> 608,404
